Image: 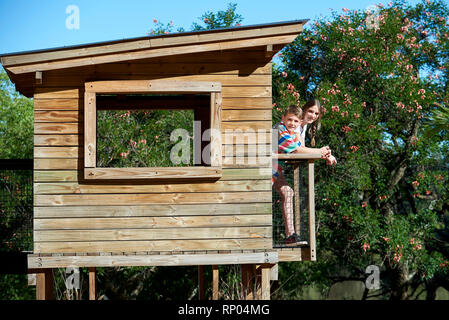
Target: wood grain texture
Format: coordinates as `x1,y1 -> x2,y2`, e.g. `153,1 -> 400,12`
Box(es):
27,252 -> 279,268
34,135 -> 81,146
34,123 -> 80,134
34,191 -> 271,206
33,168 -> 272,182
34,203 -> 271,218
34,238 -> 273,253
3,23 -> 301,67
28,74 -> 271,88
34,226 -> 271,242
34,111 -> 80,122
34,180 -> 271,194
84,167 -> 222,180
11,34 -> 297,73
34,215 -> 271,230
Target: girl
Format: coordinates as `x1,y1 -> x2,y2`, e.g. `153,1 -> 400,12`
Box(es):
295,99 -> 337,165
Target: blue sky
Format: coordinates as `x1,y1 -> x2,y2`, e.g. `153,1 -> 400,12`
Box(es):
0,0 -> 430,55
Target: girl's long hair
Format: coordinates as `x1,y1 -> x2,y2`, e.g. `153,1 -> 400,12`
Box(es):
301,99 -> 322,147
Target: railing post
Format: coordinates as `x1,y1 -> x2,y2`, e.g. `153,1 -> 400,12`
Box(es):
36,268 -> 54,300
293,162 -> 301,236
212,265 -> 219,300
308,160 -> 316,261
89,267 -> 96,300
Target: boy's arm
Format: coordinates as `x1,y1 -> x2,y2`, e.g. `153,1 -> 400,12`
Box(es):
294,145 -> 331,158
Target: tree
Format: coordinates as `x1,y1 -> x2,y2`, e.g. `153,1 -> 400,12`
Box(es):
148,3 -> 243,35
191,3 -> 243,31
0,69 -> 33,159
273,0 -> 449,299
0,68 -> 34,299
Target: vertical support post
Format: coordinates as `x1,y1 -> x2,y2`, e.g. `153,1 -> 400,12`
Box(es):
308,160 -> 316,261
89,267 -> 96,300
198,265 -> 205,300
36,269 -> 54,300
84,91 -> 97,168
210,92 -> 222,168
241,264 -> 254,300
212,265 -> 219,300
293,162 -> 301,235
260,264 -> 271,300
255,264 -> 262,299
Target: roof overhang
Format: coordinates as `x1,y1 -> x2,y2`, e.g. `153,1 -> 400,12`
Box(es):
0,20 -> 308,97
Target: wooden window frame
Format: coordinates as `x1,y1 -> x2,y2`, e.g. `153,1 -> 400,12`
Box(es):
84,80 -> 222,180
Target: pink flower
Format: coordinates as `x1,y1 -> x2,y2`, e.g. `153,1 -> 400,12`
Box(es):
139,139 -> 147,145
362,242 -> 370,252
383,237 -> 390,242
362,202 -> 367,208
350,145 -> 359,152
354,113 -> 360,119
342,126 -> 352,133
410,238 -> 415,245
393,252 -> 402,262
120,152 -> 128,158
281,71 -> 288,78
153,19 -> 158,23
331,105 -> 340,112
412,180 -> 420,187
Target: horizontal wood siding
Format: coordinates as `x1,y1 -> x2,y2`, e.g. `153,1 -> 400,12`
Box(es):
33,49 -> 273,254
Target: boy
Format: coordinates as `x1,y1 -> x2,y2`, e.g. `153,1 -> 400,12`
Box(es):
272,106 -> 303,245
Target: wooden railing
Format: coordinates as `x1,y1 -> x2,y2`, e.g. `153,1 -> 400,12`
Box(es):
272,153 -> 320,261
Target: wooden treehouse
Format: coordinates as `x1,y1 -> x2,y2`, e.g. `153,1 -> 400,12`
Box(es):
0,20 -> 320,300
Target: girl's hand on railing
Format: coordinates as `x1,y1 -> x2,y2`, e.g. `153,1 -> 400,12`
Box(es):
325,155 -> 337,166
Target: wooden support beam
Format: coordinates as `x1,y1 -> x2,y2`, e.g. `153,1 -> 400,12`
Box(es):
35,71 -> 42,84
255,264 -> 262,299
260,264 -> 271,300
265,44 -> 273,58
28,252 -> 278,268
308,160 -> 316,261
293,162 -> 300,235
212,265 -> 219,300
35,268 -> 54,300
198,265 -> 205,300
89,267 -> 96,300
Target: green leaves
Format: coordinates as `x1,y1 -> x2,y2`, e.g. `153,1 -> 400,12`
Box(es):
0,69 -> 33,159
191,3 -> 243,31
97,109 -> 194,168
274,0 -> 449,296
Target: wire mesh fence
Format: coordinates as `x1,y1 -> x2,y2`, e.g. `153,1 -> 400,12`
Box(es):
0,159 -> 33,253
272,160 -> 310,248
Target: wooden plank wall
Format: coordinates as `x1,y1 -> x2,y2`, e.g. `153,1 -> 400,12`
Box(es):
33,49 -> 273,254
